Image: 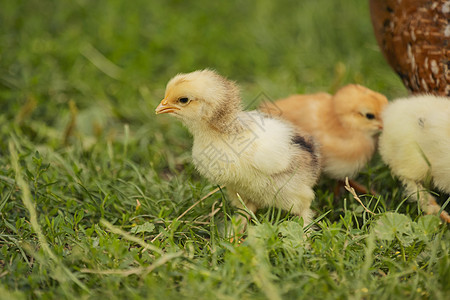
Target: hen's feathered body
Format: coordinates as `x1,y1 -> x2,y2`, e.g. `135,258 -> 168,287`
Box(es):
370,0 -> 450,96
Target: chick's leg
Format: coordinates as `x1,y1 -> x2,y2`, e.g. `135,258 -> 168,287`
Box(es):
286,187 -> 315,228
292,207 -> 314,228
334,179 -> 376,196
403,179 -> 450,223
348,179 -> 377,195
227,188 -> 257,241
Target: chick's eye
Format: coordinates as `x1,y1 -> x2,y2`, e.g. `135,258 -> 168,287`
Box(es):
178,97 -> 189,104
365,113 -> 375,120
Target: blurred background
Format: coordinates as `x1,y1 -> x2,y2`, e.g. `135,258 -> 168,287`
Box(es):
0,0 -> 412,221
1,0 -> 406,139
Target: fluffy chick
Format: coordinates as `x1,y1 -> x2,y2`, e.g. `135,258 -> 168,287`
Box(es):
261,85 -> 388,187
156,69 -> 320,225
379,95 -> 450,223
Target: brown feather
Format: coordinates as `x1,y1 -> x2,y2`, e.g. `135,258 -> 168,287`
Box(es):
370,0 -> 450,96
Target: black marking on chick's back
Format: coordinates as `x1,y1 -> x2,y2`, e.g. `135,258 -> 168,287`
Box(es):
292,135 -> 320,170
292,135 -> 315,155
418,117 -> 425,128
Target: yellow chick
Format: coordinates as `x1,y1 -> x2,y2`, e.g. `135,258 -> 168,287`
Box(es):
379,95 -> 450,223
261,85 -> 388,192
156,69 -> 320,226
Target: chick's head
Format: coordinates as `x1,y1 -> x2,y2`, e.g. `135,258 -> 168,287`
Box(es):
156,69 -> 242,132
332,84 -> 388,135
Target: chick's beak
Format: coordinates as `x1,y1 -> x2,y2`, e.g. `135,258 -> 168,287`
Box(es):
155,98 -> 179,114
377,121 -> 383,130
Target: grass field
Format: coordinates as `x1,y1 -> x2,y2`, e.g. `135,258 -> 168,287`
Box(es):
1,0 -> 449,299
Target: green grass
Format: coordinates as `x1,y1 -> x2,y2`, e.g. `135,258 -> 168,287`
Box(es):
1,0 -> 449,299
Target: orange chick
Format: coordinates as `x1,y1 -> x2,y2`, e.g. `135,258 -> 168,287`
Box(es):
261,84 -> 388,192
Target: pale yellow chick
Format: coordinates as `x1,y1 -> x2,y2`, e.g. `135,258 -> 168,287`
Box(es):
379,95 -> 450,223
261,85 -> 388,191
156,69 -> 321,226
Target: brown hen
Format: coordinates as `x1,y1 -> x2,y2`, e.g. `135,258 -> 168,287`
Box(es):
369,0 -> 450,96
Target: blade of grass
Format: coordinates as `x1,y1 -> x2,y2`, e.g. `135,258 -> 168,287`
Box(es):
80,43 -> 123,80
151,186 -> 222,242
9,140 -> 89,292
100,219 -> 163,255
79,252 -> 183,276
345,177 -> 375,215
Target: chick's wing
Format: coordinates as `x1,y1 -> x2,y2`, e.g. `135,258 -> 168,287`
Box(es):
247,115 -> 295,175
